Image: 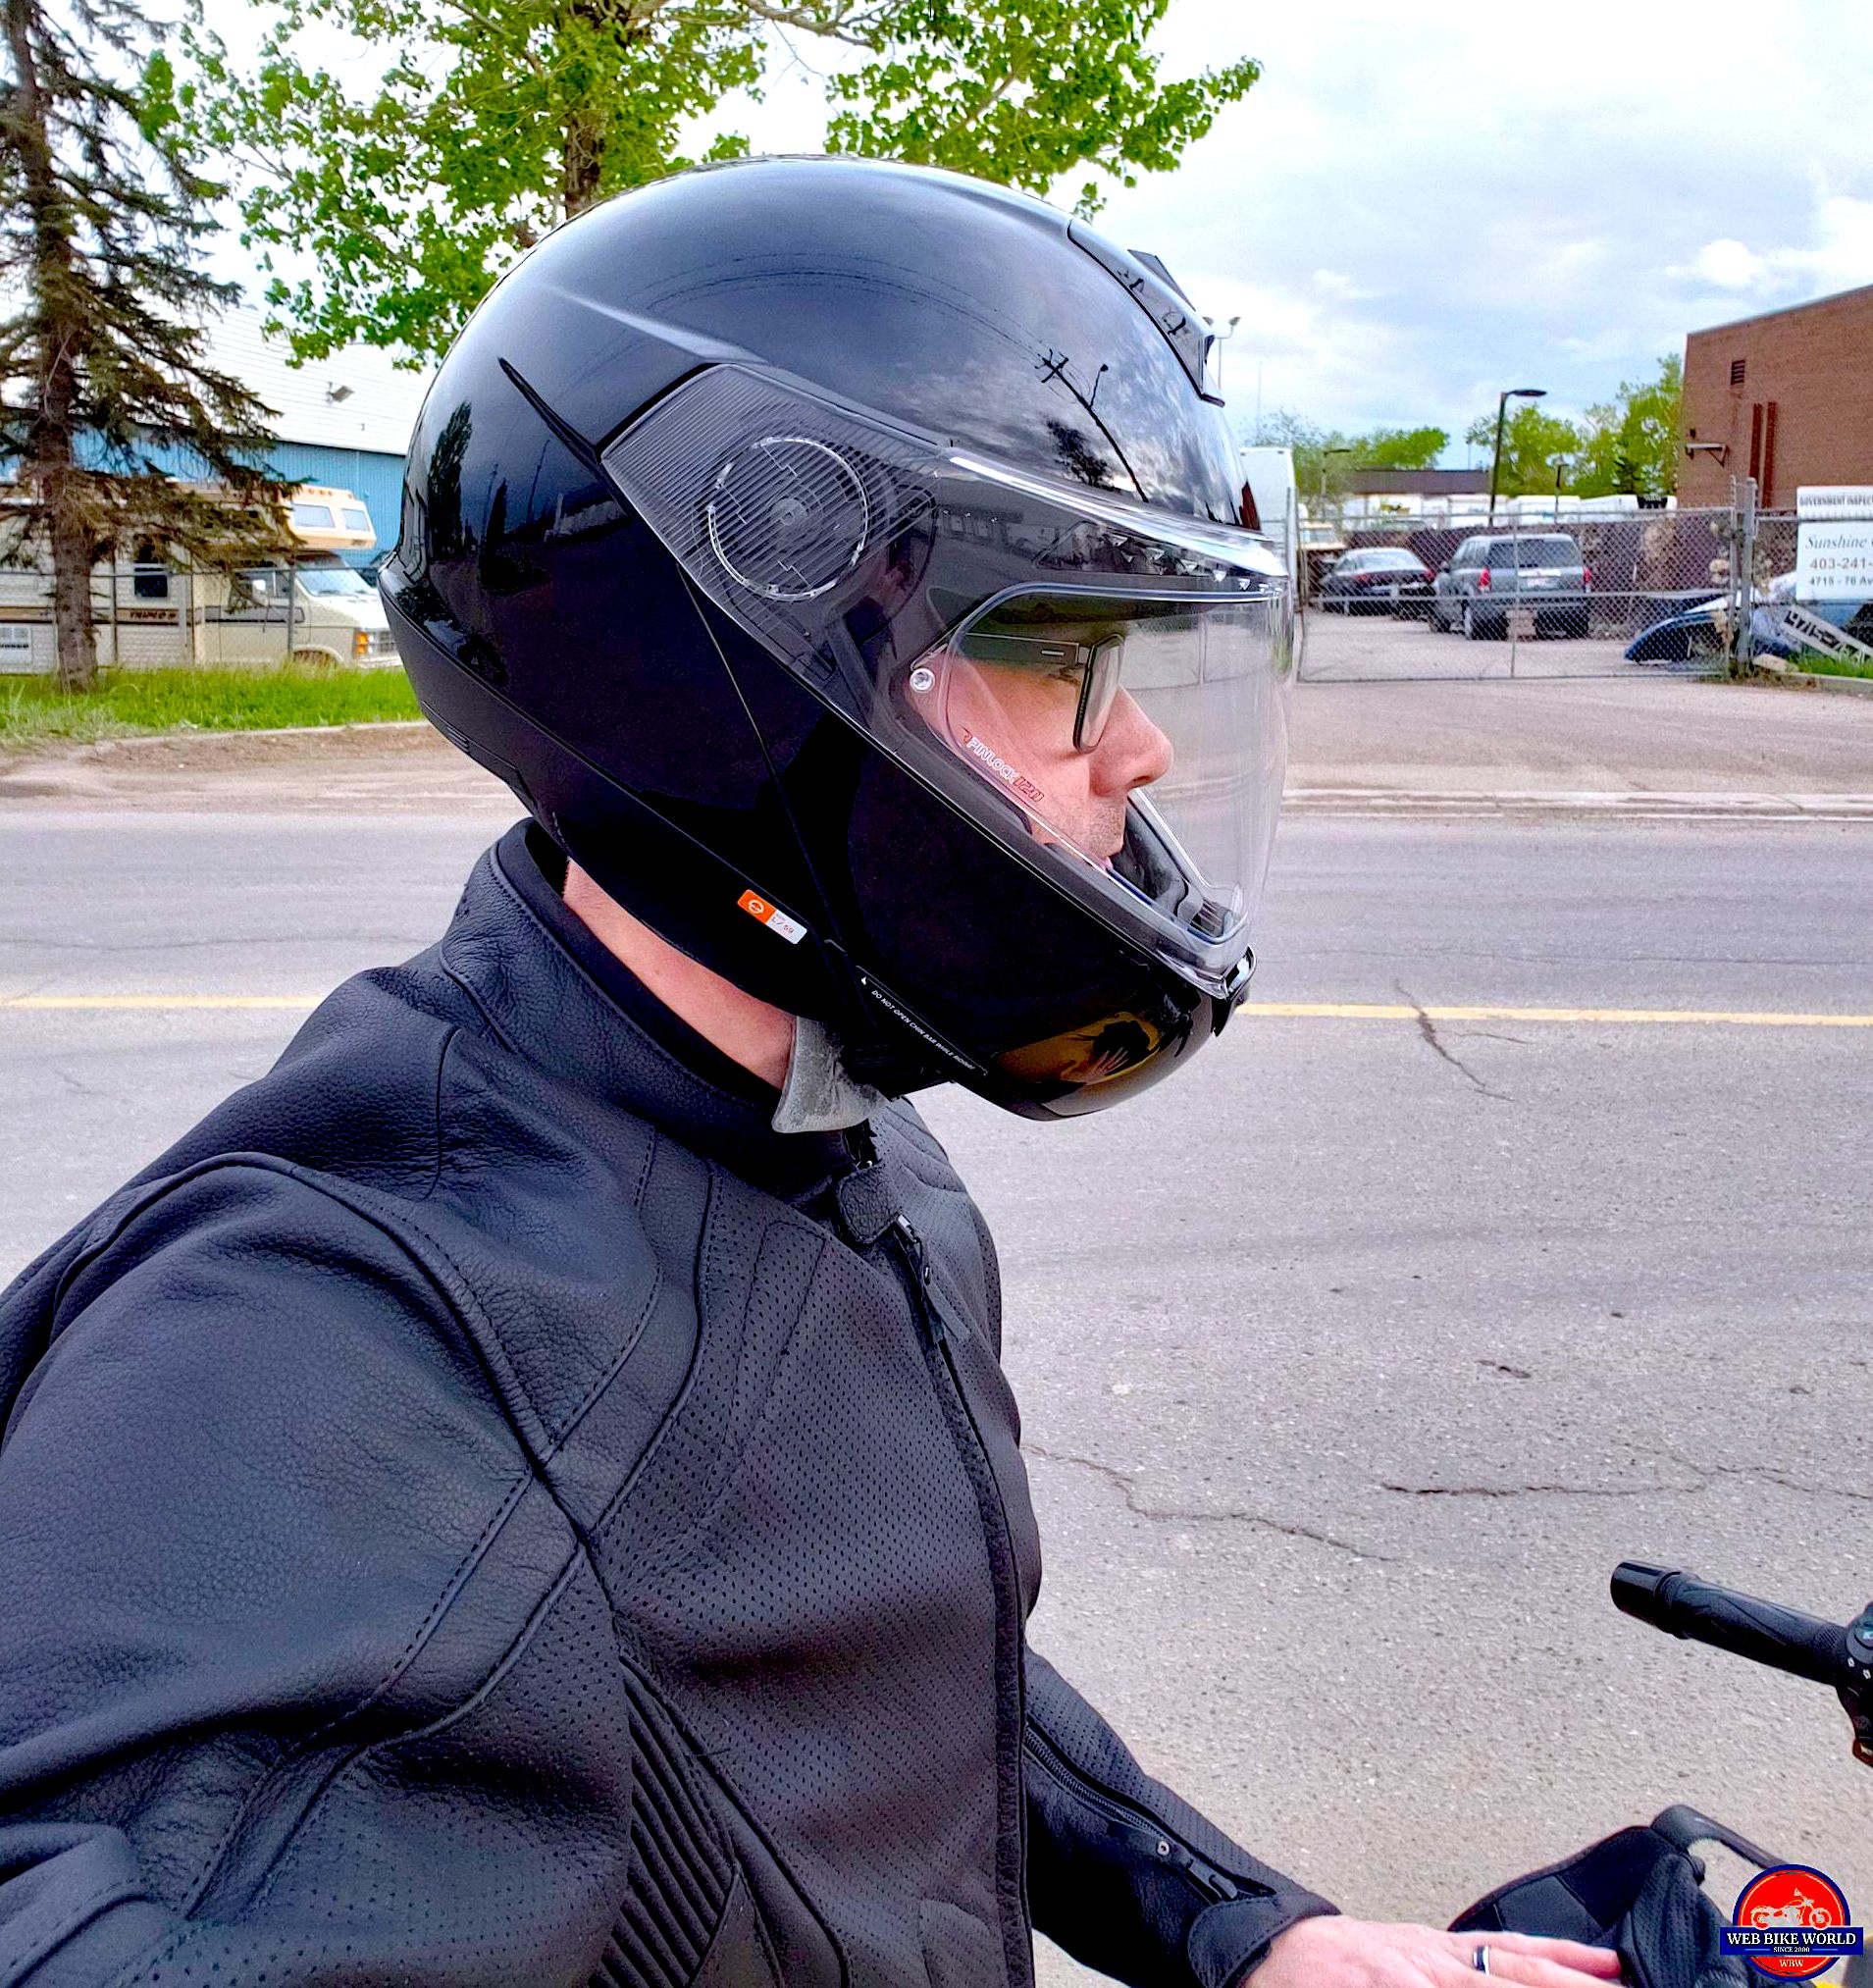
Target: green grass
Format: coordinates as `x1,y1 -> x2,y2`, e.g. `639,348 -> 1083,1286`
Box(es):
0,664 -> 423,754
1790,650 -> 1873,680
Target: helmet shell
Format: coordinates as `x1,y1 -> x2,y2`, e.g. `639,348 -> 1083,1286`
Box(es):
383,156 -> 1255,1116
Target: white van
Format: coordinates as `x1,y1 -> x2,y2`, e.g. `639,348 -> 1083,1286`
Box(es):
1237,446 -> 1300,587
194,556 -> 397,670
0,486 -> 395,673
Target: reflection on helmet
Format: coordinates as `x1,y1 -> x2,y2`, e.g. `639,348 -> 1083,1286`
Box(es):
996,1013 -> 1163,1085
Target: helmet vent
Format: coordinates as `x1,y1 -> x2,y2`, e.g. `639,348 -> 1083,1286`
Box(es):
705,434 -> 871,601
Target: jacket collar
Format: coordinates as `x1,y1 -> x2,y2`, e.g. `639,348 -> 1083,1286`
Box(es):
438,824 -> 851,1204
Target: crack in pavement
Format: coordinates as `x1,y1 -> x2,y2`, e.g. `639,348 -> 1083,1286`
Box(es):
1394,980 -> 1510,1100
54,1067 -> 123,1100
1028,1443 -> 1393,1563
1628,1438 -> 1873,1508
1381,1451 -> 1872,1506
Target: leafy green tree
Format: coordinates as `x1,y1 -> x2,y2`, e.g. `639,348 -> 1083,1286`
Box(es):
170,0 -> 1261,366
1574,353 -> 1682,501
1249,408 -> 1352,504
1360,424 -> 1447,471
0,0 -> 290,691
1465,403 -> 1584,499
1249,409 -> 1450,504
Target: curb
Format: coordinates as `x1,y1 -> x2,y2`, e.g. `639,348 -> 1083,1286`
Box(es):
1747,654 -> 1873,698
74,719 -> 434,757
0,718 -> 432,771
1788,668 -> 1873,699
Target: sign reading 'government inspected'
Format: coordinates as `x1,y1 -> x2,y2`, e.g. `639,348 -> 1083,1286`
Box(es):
1795,488 -> 1873,602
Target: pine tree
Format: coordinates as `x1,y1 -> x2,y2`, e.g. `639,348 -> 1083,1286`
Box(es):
0,0 -> 289,691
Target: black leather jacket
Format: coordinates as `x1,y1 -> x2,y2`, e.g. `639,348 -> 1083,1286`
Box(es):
0,825 -> 1334,1987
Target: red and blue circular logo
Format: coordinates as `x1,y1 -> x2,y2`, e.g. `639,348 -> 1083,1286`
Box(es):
1722,1865 -> 1863,1980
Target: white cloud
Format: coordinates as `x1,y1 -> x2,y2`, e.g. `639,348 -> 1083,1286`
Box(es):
1083,0 -> 1873,440
1796,191 -> 1873,290
1675,239 -> 1772,290
1667,197 -> 1873,308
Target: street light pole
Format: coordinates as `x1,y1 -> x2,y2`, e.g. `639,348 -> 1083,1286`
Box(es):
1488,386 -> 1546,525
1204,314 -> 1240,400
1320,443 -> 1356,506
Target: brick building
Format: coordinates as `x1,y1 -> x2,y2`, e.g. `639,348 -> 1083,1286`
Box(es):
1681,283 -> 1873,507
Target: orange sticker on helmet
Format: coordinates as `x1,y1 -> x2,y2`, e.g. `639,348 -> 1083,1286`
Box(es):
738,889 -> 807,944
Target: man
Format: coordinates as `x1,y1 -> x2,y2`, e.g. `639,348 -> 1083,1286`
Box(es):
0,159 -> 1624,1988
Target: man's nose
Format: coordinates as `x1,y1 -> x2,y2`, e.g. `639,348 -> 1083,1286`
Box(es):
1091,689 -> 1173,793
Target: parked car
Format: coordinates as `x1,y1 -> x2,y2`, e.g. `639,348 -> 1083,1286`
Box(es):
1624,572 -> 1872,665
1317,547 -> 1434,616
1429,532 -> 1590,639
1624,597 -> 1732,664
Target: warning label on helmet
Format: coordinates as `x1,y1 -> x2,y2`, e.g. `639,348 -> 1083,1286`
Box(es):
737,889 -> 806,944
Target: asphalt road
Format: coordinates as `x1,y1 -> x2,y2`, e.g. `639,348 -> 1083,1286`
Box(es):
1,809 -> 1869,1970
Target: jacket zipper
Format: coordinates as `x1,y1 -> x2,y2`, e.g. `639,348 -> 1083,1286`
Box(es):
1024,1723 -> 1262,1907
883,1213 -> 1031,1981
887,1215 -> 971,1345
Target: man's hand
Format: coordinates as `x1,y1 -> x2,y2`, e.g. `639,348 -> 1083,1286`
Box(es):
1251,1914 -> 1626,1987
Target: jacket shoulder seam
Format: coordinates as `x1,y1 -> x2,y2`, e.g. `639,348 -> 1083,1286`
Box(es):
537,1125 -> 664,1457
414,1022 -> 460,1205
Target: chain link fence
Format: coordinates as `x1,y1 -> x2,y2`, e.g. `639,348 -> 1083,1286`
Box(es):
0,555 -> 398,675
1298,501 -> 1761,681
1,494 -> 1864,694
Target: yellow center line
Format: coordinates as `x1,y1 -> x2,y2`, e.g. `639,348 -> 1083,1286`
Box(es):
0,995 -> 1870,1028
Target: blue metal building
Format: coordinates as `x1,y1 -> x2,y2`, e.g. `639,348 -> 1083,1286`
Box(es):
189,307 -> 433,568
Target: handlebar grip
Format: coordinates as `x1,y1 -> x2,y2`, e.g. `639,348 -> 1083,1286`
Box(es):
1612,1562 -> 1847,1688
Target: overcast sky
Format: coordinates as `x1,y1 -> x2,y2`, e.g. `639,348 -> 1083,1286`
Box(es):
729,0 -> 1873,453
204,0 -> 1873,455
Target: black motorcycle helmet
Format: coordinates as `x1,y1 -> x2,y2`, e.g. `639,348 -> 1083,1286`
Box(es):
381,156 -> 1293,1119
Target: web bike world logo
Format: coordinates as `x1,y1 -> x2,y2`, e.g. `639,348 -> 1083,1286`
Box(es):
1723,1865 -> 1864,1980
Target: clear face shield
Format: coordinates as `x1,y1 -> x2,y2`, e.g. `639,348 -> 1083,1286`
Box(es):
601,365 -> 1293,1084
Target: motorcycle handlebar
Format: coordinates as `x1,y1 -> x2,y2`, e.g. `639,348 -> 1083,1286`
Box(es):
1611,1562 -> 1852,1688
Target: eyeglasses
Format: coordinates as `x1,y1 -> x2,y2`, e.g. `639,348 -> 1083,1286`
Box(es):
948,627 -> 1124,753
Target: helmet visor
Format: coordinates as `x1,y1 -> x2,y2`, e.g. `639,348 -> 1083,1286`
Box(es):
913,587 -> 1287,948
600,364 -> 1292,996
